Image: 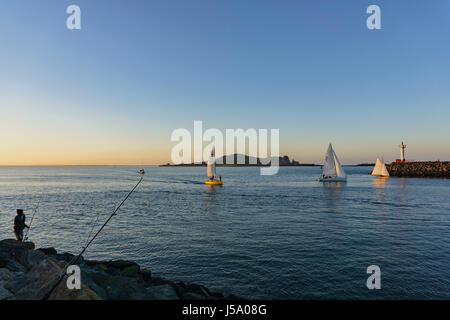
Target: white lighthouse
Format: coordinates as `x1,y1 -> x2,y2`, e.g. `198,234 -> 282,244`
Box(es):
398,141 -> 406,162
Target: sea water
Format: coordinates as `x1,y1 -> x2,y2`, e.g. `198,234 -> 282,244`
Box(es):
0,166 -> 449,299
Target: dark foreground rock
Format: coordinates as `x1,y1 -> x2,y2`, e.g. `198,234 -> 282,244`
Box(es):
0,239 -> 240,300
387,161 -> 450,178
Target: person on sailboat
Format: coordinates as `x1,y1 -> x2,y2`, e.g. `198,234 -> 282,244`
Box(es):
13,209 -> 29,241
318,144 -> 347,182
219,176 -> 222,181
205,147 -> 223,185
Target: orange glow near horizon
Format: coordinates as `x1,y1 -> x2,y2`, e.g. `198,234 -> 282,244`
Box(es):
1,136 -> 449,166
1,103 -> 449,166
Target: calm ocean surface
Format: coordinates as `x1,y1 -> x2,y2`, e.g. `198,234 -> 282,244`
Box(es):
1,166 -> 449,299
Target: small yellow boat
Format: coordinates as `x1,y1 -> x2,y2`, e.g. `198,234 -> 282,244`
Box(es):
205,180 -> 223,185
205,147 -> 223,185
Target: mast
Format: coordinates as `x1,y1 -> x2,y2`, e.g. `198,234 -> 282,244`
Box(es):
207,147 -> 216,178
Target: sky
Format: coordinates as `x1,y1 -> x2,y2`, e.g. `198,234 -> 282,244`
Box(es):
0,0 -> 449,165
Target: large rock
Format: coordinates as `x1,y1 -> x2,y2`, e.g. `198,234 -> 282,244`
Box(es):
27,250 -> 47,268
146,284 -> 180,300
0,256 -> 26,273
51,281 -> 101,300
37,247 -> 57,255
0,241 -> 30,272
139,268 -> 151,281
80,268 -> 112,299
181,292 -> 209,300
1,239 -> 34,250
104,260 -> 140,271
0,268 -> 13,282
12,258 -> 100,300
101,275 -> 148,300
1,239 -> 232,300
0,268 -> 15,300
174,282 -> 215,300
0,284 -> 14,300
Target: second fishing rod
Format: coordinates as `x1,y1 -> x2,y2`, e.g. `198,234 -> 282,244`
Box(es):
23,198 -> 41,242
42,171 -> 145,300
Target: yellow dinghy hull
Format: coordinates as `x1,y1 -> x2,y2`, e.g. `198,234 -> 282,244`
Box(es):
205,180 -> 223,185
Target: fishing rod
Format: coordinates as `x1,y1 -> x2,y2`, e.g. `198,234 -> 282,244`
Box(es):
23,199 -> 41,242
42,171 -> 145,300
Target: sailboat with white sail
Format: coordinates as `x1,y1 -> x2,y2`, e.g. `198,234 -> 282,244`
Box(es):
371,157 -> 390,177
318,144 -> 347,182
205,147 -> 223,185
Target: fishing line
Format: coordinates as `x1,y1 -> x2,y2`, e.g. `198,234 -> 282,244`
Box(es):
83,201 -> 103,250
23,197 -> 42,242
82,168 -> 145,248
43,172 -> 145,300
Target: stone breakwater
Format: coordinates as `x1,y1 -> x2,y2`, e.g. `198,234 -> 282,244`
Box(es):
0,239 -> 240,300
387,161 -> 450,178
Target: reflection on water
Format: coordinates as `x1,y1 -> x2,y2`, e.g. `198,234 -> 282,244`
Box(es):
399,177 -> 407,189
372,177 -> 389,202
204,184 -> 222,209
322,181 -> 346,188
1,166 -> 450,299
205,184 -> 222,197
322,181 -> 345,209
398,177 -> 408,204
372,177 -> 389,189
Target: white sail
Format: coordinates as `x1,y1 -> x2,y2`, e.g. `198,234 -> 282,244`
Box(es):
319,144 -> 347,181
381,162 -> 389,177
322,144 -> 337,177
207,147 -> 216,178
371,158 -> 383,176
371,157 -> 389,177
333,152 -> 346,179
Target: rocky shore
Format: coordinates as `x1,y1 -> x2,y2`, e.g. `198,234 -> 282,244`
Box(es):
0,239 -> 239,300
387,161 -> 450,178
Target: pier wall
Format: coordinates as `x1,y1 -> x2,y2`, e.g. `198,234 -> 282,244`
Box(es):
387,161 -> 450,178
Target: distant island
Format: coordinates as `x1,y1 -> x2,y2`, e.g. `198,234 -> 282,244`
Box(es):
161,154 -> 319,167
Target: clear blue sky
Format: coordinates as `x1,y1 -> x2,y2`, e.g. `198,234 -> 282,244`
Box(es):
1,0 -> 449,165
